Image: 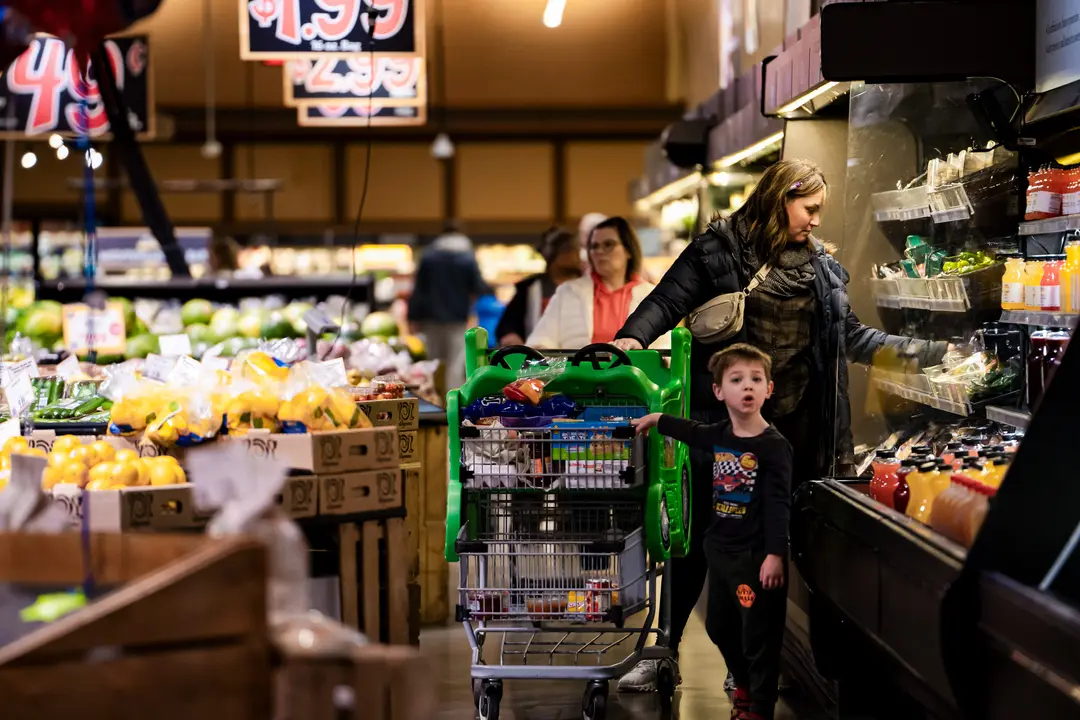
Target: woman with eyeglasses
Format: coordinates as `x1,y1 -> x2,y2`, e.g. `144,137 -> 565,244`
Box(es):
526,216 -> 670,350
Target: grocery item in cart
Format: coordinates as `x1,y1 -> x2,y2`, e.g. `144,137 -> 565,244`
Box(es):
551,421 -> 632,490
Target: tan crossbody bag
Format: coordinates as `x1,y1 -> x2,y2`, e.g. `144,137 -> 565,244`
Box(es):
686,262 -> 772,344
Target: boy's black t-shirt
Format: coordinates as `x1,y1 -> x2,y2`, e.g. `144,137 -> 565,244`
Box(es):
657,415 -> 793,556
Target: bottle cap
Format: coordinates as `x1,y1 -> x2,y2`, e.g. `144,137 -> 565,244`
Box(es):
936,463 -> 954,472
919,461 -> 939,472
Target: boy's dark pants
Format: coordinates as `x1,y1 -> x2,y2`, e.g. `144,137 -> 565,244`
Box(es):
705,548 -> 788,719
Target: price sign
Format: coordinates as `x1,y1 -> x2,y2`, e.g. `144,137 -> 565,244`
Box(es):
4,372 -> 34,417
0,36 -> 152,139
0,358 -> 37,387
283,55 -> 425,106
240,0 -> 422,59
297,102 -> 425,127
158,333 -> 193,357
61,302 -> 127,356
55,355 -> 81,381
142,354 -> 177,383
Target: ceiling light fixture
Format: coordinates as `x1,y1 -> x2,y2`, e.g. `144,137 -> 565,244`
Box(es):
776,81 -> 841,115
543,0 -> 566,28
48,134 -> 63,149
56,145 -> 69,160
715,131 -> 785,168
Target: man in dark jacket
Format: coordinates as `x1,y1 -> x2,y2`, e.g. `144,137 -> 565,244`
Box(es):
408,223 -> 488,389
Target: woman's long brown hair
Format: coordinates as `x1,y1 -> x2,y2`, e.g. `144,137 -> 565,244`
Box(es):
731,158 -> 827,264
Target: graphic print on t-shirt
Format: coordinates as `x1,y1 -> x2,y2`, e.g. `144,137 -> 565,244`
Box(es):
712,448 -> 758,518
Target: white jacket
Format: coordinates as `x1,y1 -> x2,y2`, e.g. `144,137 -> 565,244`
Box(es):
526,275 -> 671,350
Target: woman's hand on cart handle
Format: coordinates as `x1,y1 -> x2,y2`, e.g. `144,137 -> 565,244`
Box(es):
760,554 -> 785,590
632,413 -> 662,435
613,338 -> 644,352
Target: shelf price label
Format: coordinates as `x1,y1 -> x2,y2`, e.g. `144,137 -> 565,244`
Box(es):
61,303 -> 127,357
240,0 -> 420,59
298,102 -> 425,127
283,55 -> 425,106
0,36 -> 152,139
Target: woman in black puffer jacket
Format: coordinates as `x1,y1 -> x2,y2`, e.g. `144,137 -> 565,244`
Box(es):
611,158 -> 948,692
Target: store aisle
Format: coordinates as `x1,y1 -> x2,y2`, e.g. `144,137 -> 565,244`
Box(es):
420,611 -> 810,719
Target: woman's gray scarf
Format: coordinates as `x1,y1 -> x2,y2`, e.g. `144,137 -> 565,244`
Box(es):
741,239 -> 816,298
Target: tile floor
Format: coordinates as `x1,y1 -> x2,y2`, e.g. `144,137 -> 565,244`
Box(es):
420,609 -> 809,720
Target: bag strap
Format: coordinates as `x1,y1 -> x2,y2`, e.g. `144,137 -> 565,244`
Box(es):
743,263 -> 772,296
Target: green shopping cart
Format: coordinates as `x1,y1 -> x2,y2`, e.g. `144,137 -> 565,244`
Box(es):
444,327 -> 693,720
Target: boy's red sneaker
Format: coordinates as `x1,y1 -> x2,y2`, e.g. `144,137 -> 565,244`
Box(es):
730,687 -> 752,718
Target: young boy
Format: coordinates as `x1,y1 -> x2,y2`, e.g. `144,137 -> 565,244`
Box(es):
634,343 -> 792,720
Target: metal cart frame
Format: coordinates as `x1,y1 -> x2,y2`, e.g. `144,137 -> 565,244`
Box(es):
444,330 -> 693,720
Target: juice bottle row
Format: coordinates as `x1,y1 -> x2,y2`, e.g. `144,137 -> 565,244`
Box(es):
1026,166 -> 1080,221
1001,242 -> 1080,313
869,442 -> 1012,548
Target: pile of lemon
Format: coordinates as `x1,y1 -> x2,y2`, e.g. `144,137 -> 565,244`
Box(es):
25,436 -> 189,491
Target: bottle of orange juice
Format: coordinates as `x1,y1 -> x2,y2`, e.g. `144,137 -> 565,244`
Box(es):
1063,241 -> 1080,314
1001,256 -> 1025,310
1024,260 -> 1045,311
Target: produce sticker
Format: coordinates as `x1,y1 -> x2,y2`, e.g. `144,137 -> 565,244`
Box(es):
240,0 -> 422,59
283,54 -> 425,106
61,302 -> 127,357
0,35 -> 152,139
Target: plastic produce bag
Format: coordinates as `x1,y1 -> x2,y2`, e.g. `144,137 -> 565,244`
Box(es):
278,362 -> 370,433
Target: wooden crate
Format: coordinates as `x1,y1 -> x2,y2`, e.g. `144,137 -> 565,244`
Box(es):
415,424 -> 449,624
337,517 -> 411,645
0,534 -> 272,720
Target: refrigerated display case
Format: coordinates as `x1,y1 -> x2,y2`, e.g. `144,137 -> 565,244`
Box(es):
790,78 -> 1080,719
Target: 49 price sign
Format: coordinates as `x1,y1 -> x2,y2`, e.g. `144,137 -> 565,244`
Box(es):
0,36 -> 152,139
240,0 -> 422,59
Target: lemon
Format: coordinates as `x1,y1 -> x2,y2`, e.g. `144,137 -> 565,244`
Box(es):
3,436 -> 29,455
58,459 -> 88,488
0,454 -> 10,472
51,436 -> 82,456
87,440 -> 116,467
111,462 -> 139,487
113,448 -> 139,465
173,465 -> 187,484
85,477 -> 116,491
88,462 -> 115,487
148,461 -> 177,486
12,446 -> 48,460
130,458 -> 150,487
66,446 -> 90,466
41,465 -> 62,490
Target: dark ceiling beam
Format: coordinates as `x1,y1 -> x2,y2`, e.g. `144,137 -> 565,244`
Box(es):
158,104 -> 683,143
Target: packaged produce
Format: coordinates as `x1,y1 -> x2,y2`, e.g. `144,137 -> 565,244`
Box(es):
504,377 -> 546,405
1000,256 -> 1024,310
277,363 -> 371,433
226,382 -> 282,436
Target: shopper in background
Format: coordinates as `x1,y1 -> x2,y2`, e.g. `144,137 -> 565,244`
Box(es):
495,227 -> 583,347
579,212 -> 608,246
408,221 -> 489,389
613,158 -> 948,693
527,216 -> 669,349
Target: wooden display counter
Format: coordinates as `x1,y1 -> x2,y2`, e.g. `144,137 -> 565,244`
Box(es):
409,400 -> 449,624
0,533 -> 432,719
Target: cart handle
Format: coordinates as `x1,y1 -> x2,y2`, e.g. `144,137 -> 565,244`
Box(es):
570,343 -> 633,370
488,344 -> 546,370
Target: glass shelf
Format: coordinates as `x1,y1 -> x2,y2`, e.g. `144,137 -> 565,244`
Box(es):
985,405 -> 1030,430
1000,310 -> 1079,329
1018,215 -> 1080,236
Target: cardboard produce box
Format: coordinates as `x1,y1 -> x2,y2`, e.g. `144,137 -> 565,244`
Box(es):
28,430 -> 179,459
225,427 -> 398,474
51,484 -> 213,532
278,475 -> 319,519
357,398 -> 419,432
398,431 -> 419,464
319,468 -> 404,517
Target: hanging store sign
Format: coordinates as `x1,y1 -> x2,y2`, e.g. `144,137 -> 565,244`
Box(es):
283,55 -> 424,106
240,0 -> 421,59
297,102 -> 425,127
1036,0 -> 1080,93
0,35 -> 152,139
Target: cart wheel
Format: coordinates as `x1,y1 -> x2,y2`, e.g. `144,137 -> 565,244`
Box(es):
657,662 -> 676,709
478,681 -> 502,720
581,680 -> 608,720
472,678 -> 483,708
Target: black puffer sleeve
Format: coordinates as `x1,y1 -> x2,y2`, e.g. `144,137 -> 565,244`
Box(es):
617,232 -> 724,347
